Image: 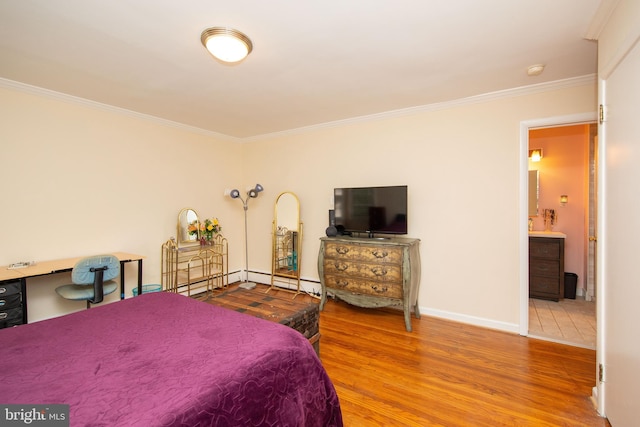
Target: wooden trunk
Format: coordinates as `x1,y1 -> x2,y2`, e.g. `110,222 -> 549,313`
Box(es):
207,286 -> 320,355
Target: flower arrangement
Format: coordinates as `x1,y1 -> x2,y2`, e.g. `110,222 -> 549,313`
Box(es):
187,217 -> 221,243
187,221 -> 200,239
543,208 -> 556,231
202,217 -> 221,241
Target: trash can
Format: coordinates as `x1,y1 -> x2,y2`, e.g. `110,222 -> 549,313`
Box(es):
132,284 -> 162,297
564,273 -> 577,299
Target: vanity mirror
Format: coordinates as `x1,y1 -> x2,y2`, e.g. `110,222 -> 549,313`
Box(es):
270,192 -> 303,295
528,170 -> 539,217
177,208 -> 200,247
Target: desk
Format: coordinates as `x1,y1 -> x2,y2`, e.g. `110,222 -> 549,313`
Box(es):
0,252 -> 144,325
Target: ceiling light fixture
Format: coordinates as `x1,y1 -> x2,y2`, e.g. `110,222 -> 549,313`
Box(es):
527,64 -> 545,76
201,27 -> 253,63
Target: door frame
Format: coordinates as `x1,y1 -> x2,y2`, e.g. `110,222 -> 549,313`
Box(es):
519,112 -> 597,337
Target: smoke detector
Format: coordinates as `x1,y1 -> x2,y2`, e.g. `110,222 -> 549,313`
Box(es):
527,64 -> 545,76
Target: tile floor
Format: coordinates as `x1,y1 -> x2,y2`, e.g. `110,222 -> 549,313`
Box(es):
528,297 -> 597,349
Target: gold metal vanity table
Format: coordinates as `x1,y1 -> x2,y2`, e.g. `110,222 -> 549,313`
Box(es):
161,208 -> 228,299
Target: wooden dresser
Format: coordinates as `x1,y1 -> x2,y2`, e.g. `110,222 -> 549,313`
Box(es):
529,235 -> 565,301
318,236 -> 421,331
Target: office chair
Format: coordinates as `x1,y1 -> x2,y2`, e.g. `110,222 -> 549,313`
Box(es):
55,254 -> 120,309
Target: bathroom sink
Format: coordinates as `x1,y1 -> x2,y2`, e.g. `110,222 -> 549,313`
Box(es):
528,230 -> 566,238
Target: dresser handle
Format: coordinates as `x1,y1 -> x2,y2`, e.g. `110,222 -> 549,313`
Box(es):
0,313 -> 7,319
371,250 -> 388,259
336,280 -> 349,288
371,267 -> 387,276
371,285 -> 388,294
334,262 -> 349,271
0,300 -> 5,307
0,288 -> 6,294
335,246 -> 350,255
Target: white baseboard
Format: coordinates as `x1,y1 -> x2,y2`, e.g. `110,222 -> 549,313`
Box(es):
420,307 -> 520,334
242,270 -> 520,334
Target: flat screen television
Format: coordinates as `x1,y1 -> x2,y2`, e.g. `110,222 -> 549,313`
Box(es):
333,185 -> 407,236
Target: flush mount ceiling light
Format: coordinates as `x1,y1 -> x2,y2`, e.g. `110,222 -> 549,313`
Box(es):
527,64 -> 545,76
201,27 -> 253,63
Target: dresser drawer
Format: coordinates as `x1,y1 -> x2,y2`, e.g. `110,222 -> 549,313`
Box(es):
0,280 -> 21,297
323,258 -> 402,283
530,275 -> 561,296
323,241 -> 403,264
0,306 -> 23,328
529,259 -> 560,277
0,293 -> 21,310
530,239 -> 561,259
324,274 -> 403,299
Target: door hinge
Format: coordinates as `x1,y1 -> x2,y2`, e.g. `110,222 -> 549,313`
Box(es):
599,363 -> 605,382
599,104 -> 606,124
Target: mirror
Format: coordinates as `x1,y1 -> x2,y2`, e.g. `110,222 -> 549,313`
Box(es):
178,208 -> 200,246
528,170 -> 539,217
270,192 -> 303,295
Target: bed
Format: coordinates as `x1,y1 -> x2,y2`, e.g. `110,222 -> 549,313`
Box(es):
0,292 -> 343,426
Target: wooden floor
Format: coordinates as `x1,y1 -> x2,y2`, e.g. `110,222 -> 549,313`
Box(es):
529,297 -> 597,349
316,297 -> 610,426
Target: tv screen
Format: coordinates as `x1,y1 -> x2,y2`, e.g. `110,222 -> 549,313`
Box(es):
334,185 -> 407,236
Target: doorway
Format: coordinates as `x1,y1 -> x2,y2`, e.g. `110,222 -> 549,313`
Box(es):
527,123 -> 597,348
519,113 -> 597,343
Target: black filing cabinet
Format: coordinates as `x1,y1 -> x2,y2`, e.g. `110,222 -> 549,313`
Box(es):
0,280 -> 24,328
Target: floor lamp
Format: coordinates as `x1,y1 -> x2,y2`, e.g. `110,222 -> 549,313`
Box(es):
227,183 -> 264,290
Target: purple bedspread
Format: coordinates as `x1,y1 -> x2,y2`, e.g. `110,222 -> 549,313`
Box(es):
0,292 -> 342,426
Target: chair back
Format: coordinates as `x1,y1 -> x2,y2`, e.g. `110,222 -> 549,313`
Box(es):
72,255 -> 120,304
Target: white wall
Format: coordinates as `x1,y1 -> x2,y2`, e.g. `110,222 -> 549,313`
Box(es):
0,85 -> 244,321
243,82 -> 596,330
1,79 -> 596,331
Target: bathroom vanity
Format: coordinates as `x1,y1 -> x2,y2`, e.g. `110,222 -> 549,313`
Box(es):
529,231 -> 566,301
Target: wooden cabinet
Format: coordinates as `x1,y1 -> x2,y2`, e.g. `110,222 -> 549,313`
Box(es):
529,236 -> 565,301
161,235 -> 228,299
318,236 -> 421,331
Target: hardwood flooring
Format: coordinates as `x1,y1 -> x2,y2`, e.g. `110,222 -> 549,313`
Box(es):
211,285 -> 609,426
318,297 -> 609,426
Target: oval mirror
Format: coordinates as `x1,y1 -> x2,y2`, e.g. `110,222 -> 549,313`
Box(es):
275,192 -> 299,232
270,192 -> 302,295
178,208 -> 200,246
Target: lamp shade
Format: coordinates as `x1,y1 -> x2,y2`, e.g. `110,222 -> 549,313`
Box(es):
201,27 -> 252,63
248,183 -> 263,198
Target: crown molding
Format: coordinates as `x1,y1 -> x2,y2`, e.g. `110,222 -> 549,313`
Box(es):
1,74 -> 596,143
245,74 -> 597,142
0,77 -> 240,142
584,0 -> 621,40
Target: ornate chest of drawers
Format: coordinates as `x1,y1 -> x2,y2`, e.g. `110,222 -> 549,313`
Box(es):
318,236 -> 421,331
529,236 -> 565,301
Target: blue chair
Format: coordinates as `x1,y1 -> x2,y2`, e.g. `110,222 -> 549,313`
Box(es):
55,255 -> 120,308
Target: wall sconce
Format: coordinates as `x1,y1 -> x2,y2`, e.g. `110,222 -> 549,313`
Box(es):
529,149 -> 543,162
560,195 -> 568,206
